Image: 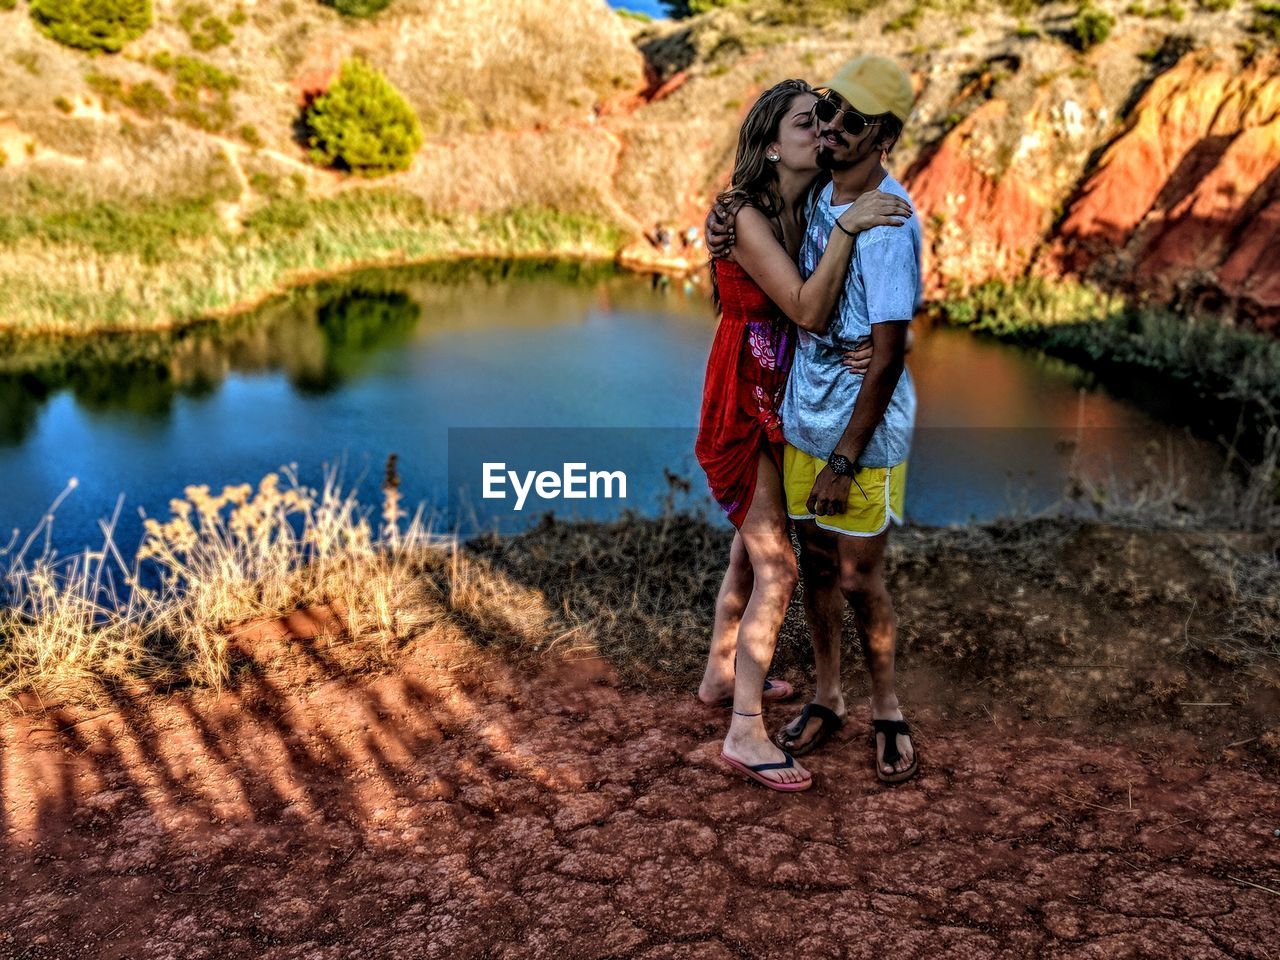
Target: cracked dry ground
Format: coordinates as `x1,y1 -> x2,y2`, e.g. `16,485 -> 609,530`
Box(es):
3,640 -> 1277,960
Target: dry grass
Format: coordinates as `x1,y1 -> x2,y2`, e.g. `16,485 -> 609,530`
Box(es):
0,186 -> 625,334
1061,428 -> 1280,532
1,454 -> 624,705
0,465 -> 450,703
2,455 -> 1276,712
0,0 -> 644,138
375,0 -> 644,135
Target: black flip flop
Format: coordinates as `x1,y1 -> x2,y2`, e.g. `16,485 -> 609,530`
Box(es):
872,717 -> 919,785
774,702 -> 844,757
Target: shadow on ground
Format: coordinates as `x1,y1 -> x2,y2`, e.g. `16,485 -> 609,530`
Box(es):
2,518 -> 1278,958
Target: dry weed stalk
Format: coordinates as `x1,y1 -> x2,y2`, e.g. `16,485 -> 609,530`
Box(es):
0,460 -> 454,703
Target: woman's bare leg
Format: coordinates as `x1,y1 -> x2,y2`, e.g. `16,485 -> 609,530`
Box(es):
721,455 -> 807,786
698,531 -> 753,704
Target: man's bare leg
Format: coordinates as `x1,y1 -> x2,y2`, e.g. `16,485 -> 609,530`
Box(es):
777,520 -> 847,750
698,531 -> 753,704
837,529 -> 914,776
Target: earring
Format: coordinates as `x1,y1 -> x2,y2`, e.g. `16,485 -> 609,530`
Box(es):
767,153 -> 780,162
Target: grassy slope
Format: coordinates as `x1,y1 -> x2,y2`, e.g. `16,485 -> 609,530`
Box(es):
0,185 -> 626,334
0,0 -> 643,333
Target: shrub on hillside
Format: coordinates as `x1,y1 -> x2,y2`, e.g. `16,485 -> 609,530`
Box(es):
1070,3 -> 1115,48
29,0 -> 151,52
178,1 -> 233,50
320,0 -> 392,17
1250,1 -> 1280,40
1,0 -> 18,12
663,0 -> 743,16
302,58 -> 423,177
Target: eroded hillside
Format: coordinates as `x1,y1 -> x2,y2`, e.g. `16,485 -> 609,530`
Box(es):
0,0 -> 1276,330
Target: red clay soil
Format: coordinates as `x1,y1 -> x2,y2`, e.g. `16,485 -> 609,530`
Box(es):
2,616 -> 1277,960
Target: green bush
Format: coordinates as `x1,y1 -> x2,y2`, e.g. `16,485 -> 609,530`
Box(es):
1002,0 -> 1056,13
89,54 -> 236,131
29,0 -> 151,52
1,0 -> 18,11
321,0 -> 392,17
85,70 -> 125,100
178,2 -> 232,50
1250,1 -> 1280,39
1069,3 -> 1115,48
170,54 -> 237,131
123,78 -> 169,116
302,57 -> 423,177
884,0 -> 926,31
1154,0 -> 1187,18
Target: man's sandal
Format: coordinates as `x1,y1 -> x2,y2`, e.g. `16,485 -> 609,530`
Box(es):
773,703 -> 844,757
872,717 -> 919,785
719,750 -> 813,792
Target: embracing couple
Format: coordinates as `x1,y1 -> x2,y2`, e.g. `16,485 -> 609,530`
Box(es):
694,55 -> 922,793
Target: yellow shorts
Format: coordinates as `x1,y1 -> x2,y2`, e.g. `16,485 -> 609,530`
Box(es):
783,444 -> 907,537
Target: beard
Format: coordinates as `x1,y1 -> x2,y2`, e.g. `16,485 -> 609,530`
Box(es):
816,145 -> 855,170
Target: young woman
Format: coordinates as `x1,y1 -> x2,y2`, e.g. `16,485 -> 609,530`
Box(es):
694,79 -> 911,792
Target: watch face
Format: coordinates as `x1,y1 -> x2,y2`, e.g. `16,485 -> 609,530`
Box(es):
829,454 -> 852,476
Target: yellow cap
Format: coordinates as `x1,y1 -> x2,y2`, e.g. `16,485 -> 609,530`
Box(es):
820,54 -> 914,124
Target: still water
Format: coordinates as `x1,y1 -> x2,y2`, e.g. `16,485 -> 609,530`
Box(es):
0,260 -> 1219,556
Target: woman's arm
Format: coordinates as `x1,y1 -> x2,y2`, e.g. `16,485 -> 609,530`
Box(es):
840,325 -> 916,374
731,192 -> 911,335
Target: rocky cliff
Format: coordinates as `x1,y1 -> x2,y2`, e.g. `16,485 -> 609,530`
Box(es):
619,2 -> 1279,327
1050,54 -> 1280,328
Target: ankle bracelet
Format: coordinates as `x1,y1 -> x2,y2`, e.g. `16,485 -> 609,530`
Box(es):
733,709 -> 762,717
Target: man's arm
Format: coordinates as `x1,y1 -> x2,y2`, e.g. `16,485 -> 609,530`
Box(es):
734,196 -> 911,334
806,321 -> 908,516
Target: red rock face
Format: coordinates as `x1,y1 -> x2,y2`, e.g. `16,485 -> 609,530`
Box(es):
901,82 -> 1109,299
890,52 -> 1279,327
1053,55 -> 1280,327
904,99 -> 1054,296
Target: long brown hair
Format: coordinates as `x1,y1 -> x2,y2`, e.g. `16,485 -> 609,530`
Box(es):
711,78 -> 814,308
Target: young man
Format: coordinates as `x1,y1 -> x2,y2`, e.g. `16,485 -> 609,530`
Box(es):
711,55 -> 923,783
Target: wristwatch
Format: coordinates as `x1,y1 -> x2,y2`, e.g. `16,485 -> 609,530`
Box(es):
827,453 -> 854,476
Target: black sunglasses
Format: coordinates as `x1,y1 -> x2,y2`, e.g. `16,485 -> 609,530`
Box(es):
812,97 -> 883,137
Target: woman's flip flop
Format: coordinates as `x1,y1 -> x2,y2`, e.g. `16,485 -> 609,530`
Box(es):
719,750 -> 813,792
872,717 -> 920,785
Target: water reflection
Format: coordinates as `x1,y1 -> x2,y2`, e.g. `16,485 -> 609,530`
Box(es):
0,260 -> 650,445
0,259 -> 1227,554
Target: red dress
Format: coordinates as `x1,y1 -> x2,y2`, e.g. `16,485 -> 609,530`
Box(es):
695,259 -> 796,528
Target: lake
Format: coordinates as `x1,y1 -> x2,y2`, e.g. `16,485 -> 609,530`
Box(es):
0,260 -> 1220,558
